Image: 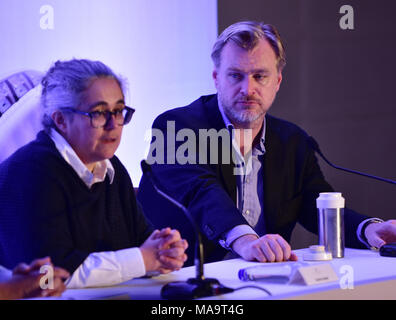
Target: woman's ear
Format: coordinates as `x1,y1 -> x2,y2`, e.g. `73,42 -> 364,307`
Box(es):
51,110 -> 68,134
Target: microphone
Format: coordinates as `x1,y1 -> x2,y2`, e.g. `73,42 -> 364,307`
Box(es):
140,160 -> 233,299
308,136 -> 396,186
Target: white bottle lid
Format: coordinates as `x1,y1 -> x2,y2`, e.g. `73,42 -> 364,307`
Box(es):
316,192 -> 345,209
303,245 -> 333,261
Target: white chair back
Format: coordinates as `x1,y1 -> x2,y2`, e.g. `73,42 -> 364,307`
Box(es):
0,71 -> 43,163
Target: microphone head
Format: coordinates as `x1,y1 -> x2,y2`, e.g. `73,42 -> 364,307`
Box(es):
140,160 -> 152,175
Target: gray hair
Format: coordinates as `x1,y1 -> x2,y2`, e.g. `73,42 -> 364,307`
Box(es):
211,21 -> 286,72
41,59 -> 125,132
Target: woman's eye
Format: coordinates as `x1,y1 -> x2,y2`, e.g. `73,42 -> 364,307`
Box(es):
91,111 -> 105,118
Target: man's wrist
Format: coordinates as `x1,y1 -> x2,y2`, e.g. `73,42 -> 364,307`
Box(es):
231,234 -> 259,256
219,224 -> 258,251
357,218 -> 384,250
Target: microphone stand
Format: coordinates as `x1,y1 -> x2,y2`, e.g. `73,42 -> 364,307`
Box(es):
308,136 -> 396,186
140,160 -> 233,300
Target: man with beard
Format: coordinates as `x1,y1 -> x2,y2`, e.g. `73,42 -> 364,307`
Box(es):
138,21 -> 396,265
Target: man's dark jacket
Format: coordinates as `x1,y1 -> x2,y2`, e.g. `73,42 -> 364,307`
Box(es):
138,94 -> 368,265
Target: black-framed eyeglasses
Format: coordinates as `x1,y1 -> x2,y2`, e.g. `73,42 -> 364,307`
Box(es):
61,106 -> 135,128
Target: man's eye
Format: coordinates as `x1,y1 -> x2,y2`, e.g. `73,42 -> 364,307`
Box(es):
114,109 -> 124,115
254,74 -> 267,81
229,73 -> 242,80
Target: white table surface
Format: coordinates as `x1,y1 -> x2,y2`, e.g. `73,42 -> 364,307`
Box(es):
60,248 -> 396,300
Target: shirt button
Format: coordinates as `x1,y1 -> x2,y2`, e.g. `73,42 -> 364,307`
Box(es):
245,210 -> 250,215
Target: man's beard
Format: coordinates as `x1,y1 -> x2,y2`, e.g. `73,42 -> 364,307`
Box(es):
220,95 -> 265,126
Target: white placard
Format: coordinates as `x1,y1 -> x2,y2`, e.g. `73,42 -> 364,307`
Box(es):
289,263 -> 339,286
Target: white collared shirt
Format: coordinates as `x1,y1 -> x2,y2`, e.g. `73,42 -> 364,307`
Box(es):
217,101 -> 261,248
49,129 -> 146,288
50,129 -> 115,188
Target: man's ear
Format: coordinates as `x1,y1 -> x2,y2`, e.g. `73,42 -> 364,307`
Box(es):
275,72 -> 283,92
51,111 -> 68,134
212,69 -> 219,89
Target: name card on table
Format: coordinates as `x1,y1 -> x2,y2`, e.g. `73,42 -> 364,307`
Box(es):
289,263 -> 339,286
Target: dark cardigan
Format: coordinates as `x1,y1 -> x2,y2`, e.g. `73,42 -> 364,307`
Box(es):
0,131 -> 153,273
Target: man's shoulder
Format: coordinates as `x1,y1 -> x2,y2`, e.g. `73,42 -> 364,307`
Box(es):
152,94 -> 218,128
159,94 -> 216,116
265,114 -> 313,151
266,114 -> 309,138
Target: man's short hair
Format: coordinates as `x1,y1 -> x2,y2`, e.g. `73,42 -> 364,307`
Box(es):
211,21 -> 286,72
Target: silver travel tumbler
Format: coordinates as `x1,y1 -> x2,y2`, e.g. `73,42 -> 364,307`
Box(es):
316,192 -> 345,258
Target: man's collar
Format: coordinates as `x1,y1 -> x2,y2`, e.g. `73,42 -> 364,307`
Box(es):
217,96 -> 266,152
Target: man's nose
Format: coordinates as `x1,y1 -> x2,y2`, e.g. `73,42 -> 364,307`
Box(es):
240,76 -> 255,96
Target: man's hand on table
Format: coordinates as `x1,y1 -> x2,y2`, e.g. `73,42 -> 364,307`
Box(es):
232,234 -> 298,262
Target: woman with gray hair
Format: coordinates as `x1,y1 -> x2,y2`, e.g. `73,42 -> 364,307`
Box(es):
40,59 -> 126,134
0,59 -> 188,289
